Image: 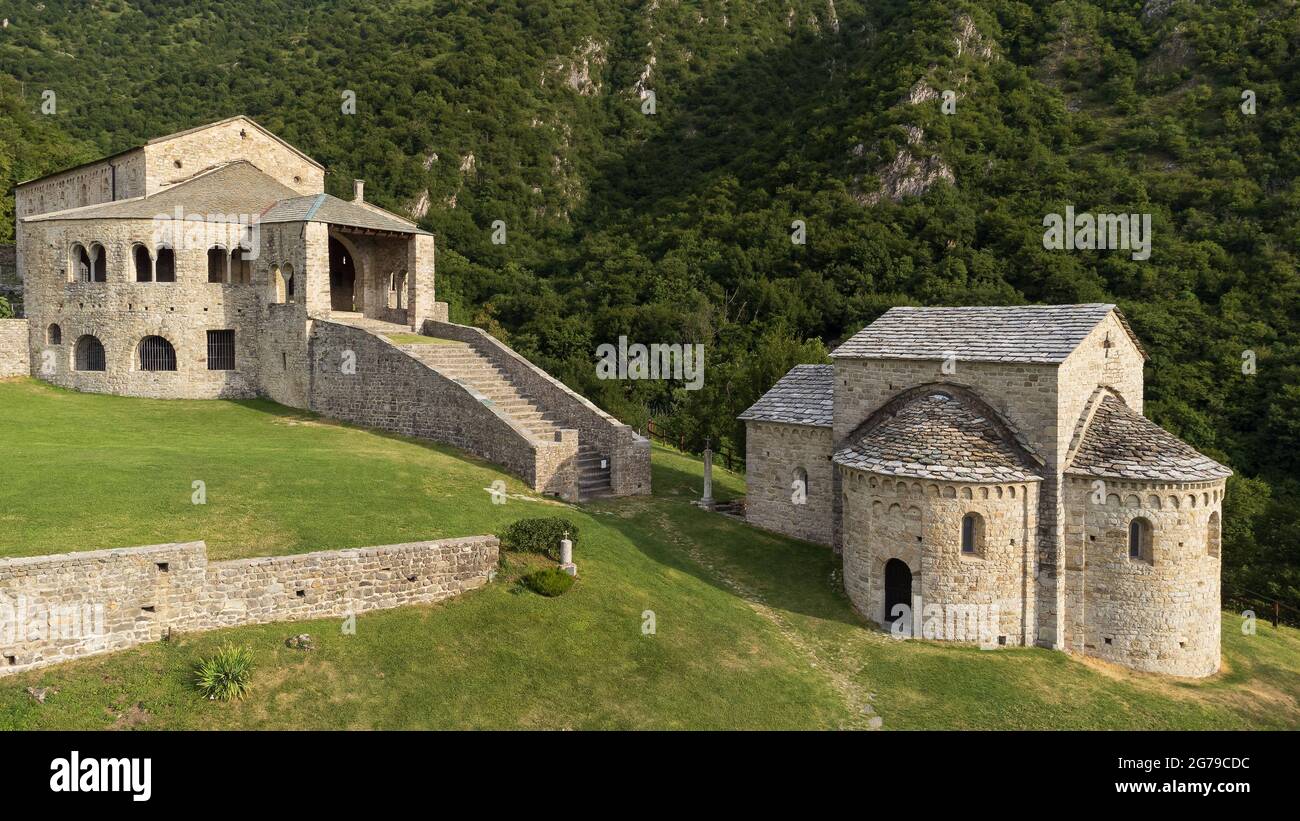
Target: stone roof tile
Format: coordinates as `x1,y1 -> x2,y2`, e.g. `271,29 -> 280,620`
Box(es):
830,304 -> 1146,363
1066,395 -> 1231,482
737,364 -> 834,427
834,392 -> 1041,482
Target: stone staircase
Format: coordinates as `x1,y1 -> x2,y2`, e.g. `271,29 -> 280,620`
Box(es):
402,342 -> 613,499
325,312 -> 629,501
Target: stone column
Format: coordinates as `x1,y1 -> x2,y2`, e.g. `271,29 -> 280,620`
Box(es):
406,233 -> 436,332
559,531 -> 576,576
700,440 -> 715,509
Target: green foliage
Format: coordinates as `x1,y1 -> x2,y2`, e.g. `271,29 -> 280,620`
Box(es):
0,0 -> 1297,612
522,567 -> 575,597
193,644 -> 254,702
0,296 -> 12,319
500,517 -> 579,561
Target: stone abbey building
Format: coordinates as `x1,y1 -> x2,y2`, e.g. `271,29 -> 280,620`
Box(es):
741,305 -> 1229,677
4,116 -> 649,501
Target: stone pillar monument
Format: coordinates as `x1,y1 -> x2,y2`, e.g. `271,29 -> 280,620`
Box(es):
559,531 -> 577,576
700,438 -> 715,510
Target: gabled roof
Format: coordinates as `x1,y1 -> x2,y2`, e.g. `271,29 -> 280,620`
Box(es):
830,304 -> 1147,364
834,392 -> 1041,483
16,115 -> 323,188
23,161 -> 297,222
738,364 -> 834,427
260,193 -> 428,235
1066,394 -> 1231,482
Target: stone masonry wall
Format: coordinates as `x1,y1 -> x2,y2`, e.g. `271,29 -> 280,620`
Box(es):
840,468 -> 1039,645
142,119 -> 324,197
0,319 -> 30,377
423,319 -> 651,496
0,536 -> 497,677
1062,476 -> 1223,677
308,320 -> 577,496
744,421 -> 834,546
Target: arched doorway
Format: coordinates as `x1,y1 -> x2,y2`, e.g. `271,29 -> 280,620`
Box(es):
328,235 -> 357,312
884,558 -> 912,624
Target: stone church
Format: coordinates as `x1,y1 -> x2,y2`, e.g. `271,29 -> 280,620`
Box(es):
741,305 -> 1229,677
4,116 -> 649,502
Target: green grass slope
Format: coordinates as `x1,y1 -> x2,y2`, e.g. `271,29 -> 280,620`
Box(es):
0,379 -> 1297,729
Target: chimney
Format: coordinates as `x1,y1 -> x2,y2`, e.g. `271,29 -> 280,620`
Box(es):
352,179 -> 365,203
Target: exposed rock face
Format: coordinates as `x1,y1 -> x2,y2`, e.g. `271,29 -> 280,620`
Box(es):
954,14 -> 995,60
550,38 -> 607,96
856,127 -> 956,206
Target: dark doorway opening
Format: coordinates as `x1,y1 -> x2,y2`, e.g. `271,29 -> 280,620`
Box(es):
329,236 -> 356,312
884,558 -> 912,624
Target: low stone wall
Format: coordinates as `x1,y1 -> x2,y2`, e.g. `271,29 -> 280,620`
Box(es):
307,319 -> 576,497
423,319 -> 651,496
0,319 -> 30,378
0,535 -> 497,677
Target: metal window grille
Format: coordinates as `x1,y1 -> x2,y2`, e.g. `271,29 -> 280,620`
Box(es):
207,330 -> 235,371
139,336 -> 177,372
75,336 -> 106,371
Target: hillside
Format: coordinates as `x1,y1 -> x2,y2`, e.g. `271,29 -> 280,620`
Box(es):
0,0 -> 1297,613
2,380 -> 1298,729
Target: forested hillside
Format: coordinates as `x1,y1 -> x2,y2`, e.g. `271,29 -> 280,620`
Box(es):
1,0 -> 1297,612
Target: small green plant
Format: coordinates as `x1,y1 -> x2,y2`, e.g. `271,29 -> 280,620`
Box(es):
522,567 -> 575,597
194,644 -> 255,701
501,517 -> 579,561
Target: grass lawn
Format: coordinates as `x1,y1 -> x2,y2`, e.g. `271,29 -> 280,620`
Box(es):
1,377 -> 1297,730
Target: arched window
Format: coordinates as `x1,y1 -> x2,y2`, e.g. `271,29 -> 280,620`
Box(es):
47,324 -> 62,345
284,264 -> 296,303
155,247 -> 176,282
71,243 -> 91,282
791,466 -> 808,504
89,243 -> 106,282
1128,517 -> 1153,563
207,246 -> 227,283
1207,511 -> 1221,558
138,336 -> 177,372
961,512 -> 984,555
134,245 -> 153,282
231,247 -> 252,285
74,335 -> 106,371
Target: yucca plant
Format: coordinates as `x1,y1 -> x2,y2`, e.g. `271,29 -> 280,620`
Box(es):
194,644 -> 255,701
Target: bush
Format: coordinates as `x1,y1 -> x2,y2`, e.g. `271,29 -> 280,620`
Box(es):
194,644 -> 255,701
501,517 -> 579,560
522,567 -> 575,597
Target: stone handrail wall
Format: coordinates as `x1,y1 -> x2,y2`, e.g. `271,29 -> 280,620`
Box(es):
0,319 -> 30,378
307,319 -> 577,497
0,535 -> 498,677
422,319 -> 650,496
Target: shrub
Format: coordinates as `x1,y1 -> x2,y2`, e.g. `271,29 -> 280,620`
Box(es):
194,644 -> 255,701
523,567 -> 575,597
501,517 -> 579,560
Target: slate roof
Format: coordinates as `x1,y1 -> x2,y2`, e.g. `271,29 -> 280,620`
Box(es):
1066,394 -> 1231,482
834,392 -> 1041,482
22,162 -> 299,222
25,161 -> 429,235
830,304 -> 1147,363
738,364 -> 834,427
260,193 -> 427,234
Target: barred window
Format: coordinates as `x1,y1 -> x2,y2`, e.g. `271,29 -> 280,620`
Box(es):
207,330 -> 235,371
74,335 -> 106,371
139,336 -> 177,372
